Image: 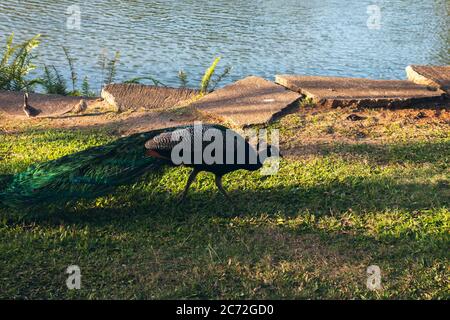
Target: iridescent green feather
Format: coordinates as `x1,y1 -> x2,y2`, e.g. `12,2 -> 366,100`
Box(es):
0,127 -> 173,208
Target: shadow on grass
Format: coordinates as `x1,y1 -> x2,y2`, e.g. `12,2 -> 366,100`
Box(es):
4,178 -> 447,299
1,138 -> 448,228
0,174 -> 13,190
1,168 -> 447,299
8,173 -> 447,224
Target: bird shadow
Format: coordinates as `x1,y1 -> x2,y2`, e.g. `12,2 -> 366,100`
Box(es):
7,173 -> 446,224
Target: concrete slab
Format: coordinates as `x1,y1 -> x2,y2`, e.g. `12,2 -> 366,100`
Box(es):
101,83 -> 199,112
191,76 -> 301,127
0,90 -> 87,117
406,65 -> 450,94
276,75 -> 446,108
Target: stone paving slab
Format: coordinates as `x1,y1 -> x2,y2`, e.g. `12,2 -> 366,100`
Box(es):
101,83 -> 199,112
276,75 -> 446,108
406,65 -> 450,94
191,76 -> 301,127
0,90 -> 86,117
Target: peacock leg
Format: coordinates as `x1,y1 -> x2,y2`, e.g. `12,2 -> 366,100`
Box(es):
178,168 -> 199,204
215,175 -> 235,208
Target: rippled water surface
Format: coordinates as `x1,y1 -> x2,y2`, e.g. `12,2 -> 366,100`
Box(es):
0,0 -> 448,90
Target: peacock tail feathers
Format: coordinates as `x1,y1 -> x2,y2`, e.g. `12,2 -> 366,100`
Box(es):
0,127 -> 176,208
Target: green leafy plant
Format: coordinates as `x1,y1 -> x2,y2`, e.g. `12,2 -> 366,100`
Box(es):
300,96 -> 315,108
105,51 -> 120,85
37,47 -> 99,97
36,47 -> 81,96
210,65 -> 231,91
178,70 -> 188,88
37,65 -> 68,95
0,33 -> 41,91
97,50 -> 121,87
1,34 -> 231,98
81,76 -> 96,97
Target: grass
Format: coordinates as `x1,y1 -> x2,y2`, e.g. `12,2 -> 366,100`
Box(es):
0,106 -> 449,299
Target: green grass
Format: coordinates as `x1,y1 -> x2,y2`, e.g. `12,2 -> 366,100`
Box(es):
0,121 -> 449,299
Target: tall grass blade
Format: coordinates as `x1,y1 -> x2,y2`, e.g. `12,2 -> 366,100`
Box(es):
62,46 -> 77,92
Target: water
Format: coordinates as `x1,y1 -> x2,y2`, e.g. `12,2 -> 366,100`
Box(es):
0,0 -> 448,92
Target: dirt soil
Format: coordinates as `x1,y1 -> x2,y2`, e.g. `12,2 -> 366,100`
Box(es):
275,104 -> 450,159
1,97 -> 449,157
0,99 -> 213,136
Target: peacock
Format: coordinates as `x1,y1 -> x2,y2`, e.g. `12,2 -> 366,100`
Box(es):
145,124 -> 276,204
0,124 -> 276,208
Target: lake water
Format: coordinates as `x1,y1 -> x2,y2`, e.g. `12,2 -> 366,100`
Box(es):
0,0 -> 448,92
